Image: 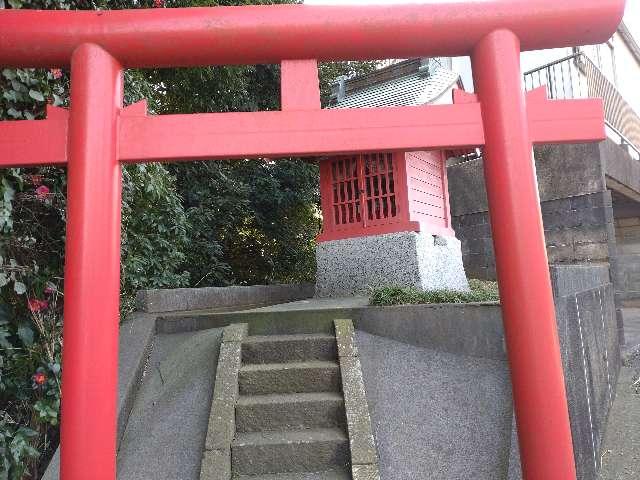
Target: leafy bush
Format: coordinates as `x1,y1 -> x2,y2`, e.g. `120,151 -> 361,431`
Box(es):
369,279 -> 500,306
120,163 -> 191,311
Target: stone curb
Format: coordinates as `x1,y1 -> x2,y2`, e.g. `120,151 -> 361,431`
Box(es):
335,318 -> 359,358
137,284 -> 314,313
334,319 -> 380,480
200,323 -> 248,480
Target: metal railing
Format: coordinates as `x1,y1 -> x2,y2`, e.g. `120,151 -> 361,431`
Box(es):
524,53 -> 640,160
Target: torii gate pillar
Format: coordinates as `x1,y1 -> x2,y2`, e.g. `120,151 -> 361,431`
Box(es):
473,30 -> 576,478
62,44 -> 123,479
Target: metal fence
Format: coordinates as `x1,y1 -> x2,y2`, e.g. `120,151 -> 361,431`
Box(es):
524,53 -> 640,160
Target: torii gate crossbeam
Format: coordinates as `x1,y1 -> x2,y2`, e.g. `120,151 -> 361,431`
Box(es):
0,2 -> 626,479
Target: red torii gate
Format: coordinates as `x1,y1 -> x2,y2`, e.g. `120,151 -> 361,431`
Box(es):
0,1 -> 625,479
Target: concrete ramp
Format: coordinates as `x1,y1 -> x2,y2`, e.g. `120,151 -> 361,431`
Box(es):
356,331 -> 513,480
117,328 -> 224,480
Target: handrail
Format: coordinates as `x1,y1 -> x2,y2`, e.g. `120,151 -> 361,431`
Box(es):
523,52 -> 582,76
605,121 -> 640,160
524,51 -> 640,159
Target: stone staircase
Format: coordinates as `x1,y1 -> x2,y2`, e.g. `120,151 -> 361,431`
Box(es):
201,320 -> 378,480
234,333 -> 350,478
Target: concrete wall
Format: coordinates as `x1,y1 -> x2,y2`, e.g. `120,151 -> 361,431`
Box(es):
602,139 -> 640,199
549,265 -> 620,480
448,143 -> 615,280
136,283 -> 315,313
613,218 -> 640,305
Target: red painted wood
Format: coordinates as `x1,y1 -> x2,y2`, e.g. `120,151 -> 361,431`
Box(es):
116,96 -> 603,164
0,2 -> 624,68
392,152 -> 411,224
407,176 -> 444,195
408,201 -> 446,220
0,105 -> 68,167
406,153 -> 442,177
117,103 -> 485,163
60,44 -> 123,480
473,30 -> 577,479
317,220 -> 422,242
0,95 -> 605,168
441,150 -> 453,230
526,87 -> 606,144
405,150 -> 453,234
318,148 -> 456,241
318,151 -> 412,240
281,60 -> 321,111
408,189 -> 446,209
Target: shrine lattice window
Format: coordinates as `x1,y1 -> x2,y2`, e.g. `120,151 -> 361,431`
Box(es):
329,153 -> 397,228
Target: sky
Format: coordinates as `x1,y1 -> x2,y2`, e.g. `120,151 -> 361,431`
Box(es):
305,0 -> 640,41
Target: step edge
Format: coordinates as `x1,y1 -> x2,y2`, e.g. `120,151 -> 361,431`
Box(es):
243,333 -> 336,343
232,428 -> 348,447
239,360 -> 339,372
233,470 -> 351,480
237,392 -> 343,405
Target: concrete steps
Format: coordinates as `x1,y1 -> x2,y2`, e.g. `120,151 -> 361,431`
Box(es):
238,360 -> 341,395
232,331 -> 350,478
242,333 -> 337,364
235,469 -> 351,479
201,321 -> 379,479
232,428 -> 350,475
236,392 -> 346,432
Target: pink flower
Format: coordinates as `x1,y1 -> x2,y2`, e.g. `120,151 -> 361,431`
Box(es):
27,174 -> 44,186
153,0 -> 164,7
28,299 -> 48,313
35,185 -> 50,200
44,285 -> 56,295
33,372 -> 47,386
50,68 -> 63,80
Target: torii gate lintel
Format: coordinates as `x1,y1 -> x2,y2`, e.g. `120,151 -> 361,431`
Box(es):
0,85 -> 605,167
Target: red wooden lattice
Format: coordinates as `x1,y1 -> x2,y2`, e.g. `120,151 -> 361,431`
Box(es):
362,152 -> 397,223
329,152 -> 399,229
319,150 -> 455,242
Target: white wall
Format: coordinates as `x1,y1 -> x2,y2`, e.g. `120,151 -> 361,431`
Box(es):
611,32 -> 640,117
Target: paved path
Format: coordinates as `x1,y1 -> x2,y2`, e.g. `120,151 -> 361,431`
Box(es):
598,307 -> 640,479
621,307 -> 640,356
599,361 -> 640,479
251,296 -> 369,312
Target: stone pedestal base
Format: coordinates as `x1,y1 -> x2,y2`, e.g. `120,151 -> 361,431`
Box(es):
315,231 -> 469,297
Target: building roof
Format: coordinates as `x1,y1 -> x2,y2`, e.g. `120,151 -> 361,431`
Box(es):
329,58 -> 460,109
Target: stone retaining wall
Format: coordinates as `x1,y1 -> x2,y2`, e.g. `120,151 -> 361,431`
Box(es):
448,143 -> 616,281
612,196 -> 640,305
509,265 -> 620,480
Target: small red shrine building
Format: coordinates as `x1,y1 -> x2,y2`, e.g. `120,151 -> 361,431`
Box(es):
317,58 -> 462,243
315,58 -> 470,297
318,149 -> 452,242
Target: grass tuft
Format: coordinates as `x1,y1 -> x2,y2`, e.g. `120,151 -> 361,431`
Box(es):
369,279 -> 500,306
